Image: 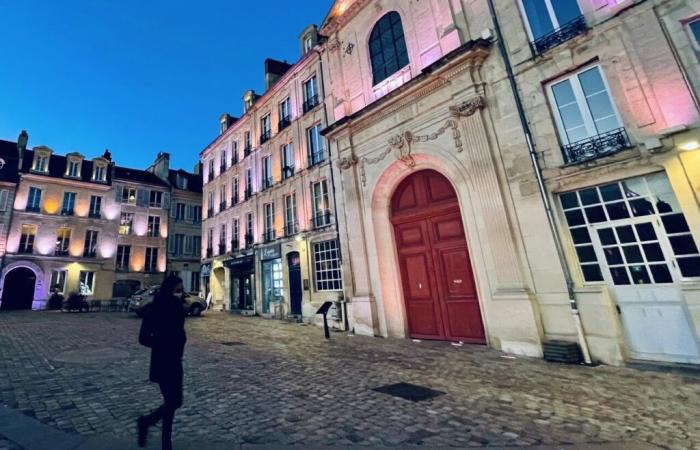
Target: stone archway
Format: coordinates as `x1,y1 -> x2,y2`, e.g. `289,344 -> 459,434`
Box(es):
390,169 -> 485,342
0,267 -> 37,311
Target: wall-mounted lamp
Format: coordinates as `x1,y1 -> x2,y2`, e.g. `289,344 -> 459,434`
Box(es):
679,140 -> 699,151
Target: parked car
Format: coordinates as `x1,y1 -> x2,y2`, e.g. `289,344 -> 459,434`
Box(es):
129,286 -> 206,317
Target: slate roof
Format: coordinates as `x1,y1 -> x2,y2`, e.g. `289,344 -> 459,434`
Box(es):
114,166 -> 169,188
20,149 -> 112,185
0,140 -> 20,183
168,169 -> 202,193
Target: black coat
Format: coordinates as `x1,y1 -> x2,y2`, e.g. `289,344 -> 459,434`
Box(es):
139,295 -> 187,384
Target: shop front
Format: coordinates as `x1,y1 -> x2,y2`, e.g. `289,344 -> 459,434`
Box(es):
225,255 -> 255,313
260,244 -> 284,317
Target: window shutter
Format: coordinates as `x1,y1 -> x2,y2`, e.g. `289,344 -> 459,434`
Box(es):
187,204 -> 194,220
115,185 -> 123,201
0,190 -> 8,212
163,192 -> 171,210
136,189 -> 149,207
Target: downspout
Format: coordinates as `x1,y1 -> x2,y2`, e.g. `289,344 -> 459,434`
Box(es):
316,48 -> 350,332
486,0 -> 592,364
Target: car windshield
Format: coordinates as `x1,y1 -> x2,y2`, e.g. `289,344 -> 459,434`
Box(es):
132,288 -> 148,295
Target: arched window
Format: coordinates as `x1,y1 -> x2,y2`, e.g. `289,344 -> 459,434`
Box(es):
369,12 -> 409,85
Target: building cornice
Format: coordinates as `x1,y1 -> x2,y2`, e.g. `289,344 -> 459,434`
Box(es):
20,173 -> 112,190
320,0 -> 373,36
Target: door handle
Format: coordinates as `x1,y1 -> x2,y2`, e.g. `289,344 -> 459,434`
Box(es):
453,279 -> 463,284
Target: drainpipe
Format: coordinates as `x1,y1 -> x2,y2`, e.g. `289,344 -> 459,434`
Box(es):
316,48 -> 350,332
486,0 -> 592,364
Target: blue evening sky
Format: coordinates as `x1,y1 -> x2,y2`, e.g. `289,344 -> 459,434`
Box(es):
0,0 -> 331,171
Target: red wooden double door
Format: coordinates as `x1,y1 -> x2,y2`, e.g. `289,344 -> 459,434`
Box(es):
391,170 -> 485,343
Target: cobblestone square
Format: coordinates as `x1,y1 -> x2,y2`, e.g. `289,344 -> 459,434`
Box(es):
0,311 -> 698,449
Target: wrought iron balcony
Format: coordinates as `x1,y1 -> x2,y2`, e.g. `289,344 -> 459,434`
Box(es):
220,163 -> 227,173
116,264 -> 129,273
244,145 -> 252,157
219,201 -> 227,211
303,94 -> 319,114
262,177 -> 274,190
262,229 -> 276,243
208,170 -> 215,181
231,152 -> 239,165
83,250 -> 97,258
206,247 -> 213,258
218,243 -> 226,255
284,221 -> 299,237
231,195 -> 239,206
281,165 -> 295,180
207,208 -> 214,218
60,209 -> 74,217
54,249 -> 70,257
18,246 -> 33,254
531,15 -> 587,55
244,187 -> 253,200
311,211 -> 333,229
245,233 -> 254,248
26,205 -> 41,213
562,128 -> 631,165
260,130 -> 272,144
278,116 -> 291,132
88,211 -> 101,219
230,239 -> 239,251
308,150 -> 325,168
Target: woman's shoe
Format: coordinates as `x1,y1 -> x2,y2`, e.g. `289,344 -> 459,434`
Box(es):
136,416 -> 149,447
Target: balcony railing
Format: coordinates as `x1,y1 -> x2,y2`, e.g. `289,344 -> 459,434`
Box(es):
244,187 -> 253,201
281,165 -> 295,180
231,195 -> 239,206
116,265 -> 129,273
207,208 -> 214,218
206,248 -> 213,259
88,211 -> 101,219
278,116 -> 291,132
262,177 -> 274,190
230,239 -> 239,251
83,249 -> 97,258
26,205 -> 40,213
220,163 -> 227,173
303,95 -> 319,113
262,229 -> 276,243
208,170 -> 215,181
18,246 -> 33,254
244,145 -> 252,157
219,201 -> 227,212
218,243 -> 226,255
311,211 -> 333,229
531,15 -> 587,55
231,152 -> 239,165
562,128 -> 631,165
55,249 -> 70,257
260,130 -> 272,144
284,221 -> 299,237
245,233 -> 254,248
309,150 -> 325,167
60,209 -> 74,217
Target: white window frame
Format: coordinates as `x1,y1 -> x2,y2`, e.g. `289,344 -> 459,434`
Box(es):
62,192 -> 76,214
116,245 -> 131,270
232,218 -> 239,246
55,227 -> 71,255
89,195 -> 101,217
145,247 -> 159,273
279,97 -> 291,120
93,164 -> 106,182
50,270 -> 67,293
546,64 -> 623,146
303,75 -> 318,103
312,180 -> 330,218
518,0 -> 583,43
33,154 -> 49,172
27,187 -> 42,211
246,212 -> 254,241
261,114 -> 271,136
119,212 -> 134,235
285,193 -> 297,234
147,215 -> 161,237
149,191 -> 163,208
122,187 -> 137,204
79,271 -> 95,295
84,230 -> 98,256
19,224 -> 36,253
313,239 -> 343,291
264,202 -> 275,235
66,159 -> 81,178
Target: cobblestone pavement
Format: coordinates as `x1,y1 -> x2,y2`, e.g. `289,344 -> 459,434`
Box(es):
0,311 -> 697,449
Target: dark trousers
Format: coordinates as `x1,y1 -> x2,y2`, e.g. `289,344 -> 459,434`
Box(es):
144,378 -> 183,450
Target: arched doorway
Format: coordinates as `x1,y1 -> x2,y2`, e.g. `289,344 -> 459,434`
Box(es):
1,267 -> 37,311
391,169 -> 485,343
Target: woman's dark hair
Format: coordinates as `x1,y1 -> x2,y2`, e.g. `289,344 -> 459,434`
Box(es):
154,275 -> 184,305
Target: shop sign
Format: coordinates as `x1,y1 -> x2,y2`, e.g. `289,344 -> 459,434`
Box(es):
260,244 -> 282,261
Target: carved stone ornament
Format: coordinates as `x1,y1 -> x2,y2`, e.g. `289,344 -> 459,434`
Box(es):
449,96 -> 485,118
328,38 -> 342,52
337,154 -> 358,170
357,119 -> 464,186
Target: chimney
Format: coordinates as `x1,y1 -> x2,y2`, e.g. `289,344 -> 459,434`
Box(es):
149,152 -> 170,181
193,161 -> 202,175
17,130 -> 28,164
264,58 -> 293,90
102,148 -> 112,161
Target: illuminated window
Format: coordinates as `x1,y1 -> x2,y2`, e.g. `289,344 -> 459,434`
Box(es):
93,164 -> 106,182
119,212 -> 134,235
311,180 -> 331,228
147,215 -> 161,237
302,76 -> 319,112
285,194 -> 297,236
19,224 -> 36,254
50,270 -> 66,292
369,12 -> 409,85
122,187 -> 137,204
307,125 -> 324,166
149,191 -> 163,208
116,245 -> 131,271
89,196 -> 101,218
83,230 -> 98,257
66,160 -> 81,177
145,247 -> 158,272
79,271 -> 95,295
55,227 -> 71,256
313,240 -> 343,291
263,202 -> 275,241
33,154 -> 48,172
61,192 -> 76,216
27,187 -> 42,212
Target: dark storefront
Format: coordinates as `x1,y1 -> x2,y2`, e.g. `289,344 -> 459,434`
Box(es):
225,255 -> 255,312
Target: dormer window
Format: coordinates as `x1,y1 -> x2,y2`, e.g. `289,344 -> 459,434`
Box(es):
303,35 -> 313,53
33,153 -> 49,172
176,174 -> 188,190
66,160 -> 81,178
93,164 -> 106,182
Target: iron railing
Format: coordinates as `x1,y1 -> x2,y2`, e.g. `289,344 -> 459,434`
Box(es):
278,116 -> 291,132
260,130 -> 272,144
60,209 -> 74,217
231,152 -> 239,165
245,234 -> 254,248
303,94 -> 319,113
308,150 -> 325,167
282,165 -> 295,180
262,177 -> 274,190
531,15 -> 587,55
206,248 -> 213,258
244,145 -> 252,157
284,221 -> 299,237
311,211 -> 333,229
244,187 -> 253,200
231,194 -> 239,206
262,229 -> 276,243
218,244 -> 226,255
219,201 -> 227,212
230,239 -> 239,251
562,128 -> 631,164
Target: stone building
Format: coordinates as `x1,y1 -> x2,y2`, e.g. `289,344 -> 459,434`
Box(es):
489,0 -> 700,365
0,135 -> 22,265
148,152 -> 203,294
200,27 -> 344,322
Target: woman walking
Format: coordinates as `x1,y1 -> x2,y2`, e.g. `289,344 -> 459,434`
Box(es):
136,275 -> 187,450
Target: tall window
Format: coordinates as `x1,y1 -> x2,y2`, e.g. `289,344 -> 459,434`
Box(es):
219,224 -> 227,254
207,228 -> 214,252
145,248 -> 158,272
0,189 -> 9,212
307,125 -> 324,166
232,218 -> 239,248
264,202 -> 275,241
192,236 -> 201,255
312,180 -> 331,228
220,150 -> 227,171
119,212 -> 134,235
313,240 -> 343,291
282,143 -> 294,179
279,97 -> 291,129
244,131 -> 252,151
93,164 -> 106,182
369,12 -> 409,85
231,141 -> 239,165
232,177 -> 239,205
55,227 -> 71,256
84,230 -> 98,257
246,212 -> 254,245
548,65 -> 624,162
303,76 -> 319,112
261,114 -> 272,142
27,187 -> 42,212
61,192 -> 76,216
50,270 -> 66,292
170,234 -> 185,256
89,195 -> 101,218
220,183 -> 227,210
79,271 -> 95,295
687,18 -> 700,51
175,203 -> 186,221
149,191 -> 163,208
520,0 -> 583,44
192,205 -> 202,223
176,173 -> 188,189
19,225 -> 36,253
285,194 -> 297,236
262,156 -> 273,189
66,160 -> 81,177
208,191 -> 215,215
191,272 -> 200,293
122,187 -> 137,204
246,169 -> 253,198
116,245 -> 131,271
147,216 -> 161,237
33,154 -> 48,172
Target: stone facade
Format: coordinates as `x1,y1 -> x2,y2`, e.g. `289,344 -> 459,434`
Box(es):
200,30 -> 344,324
